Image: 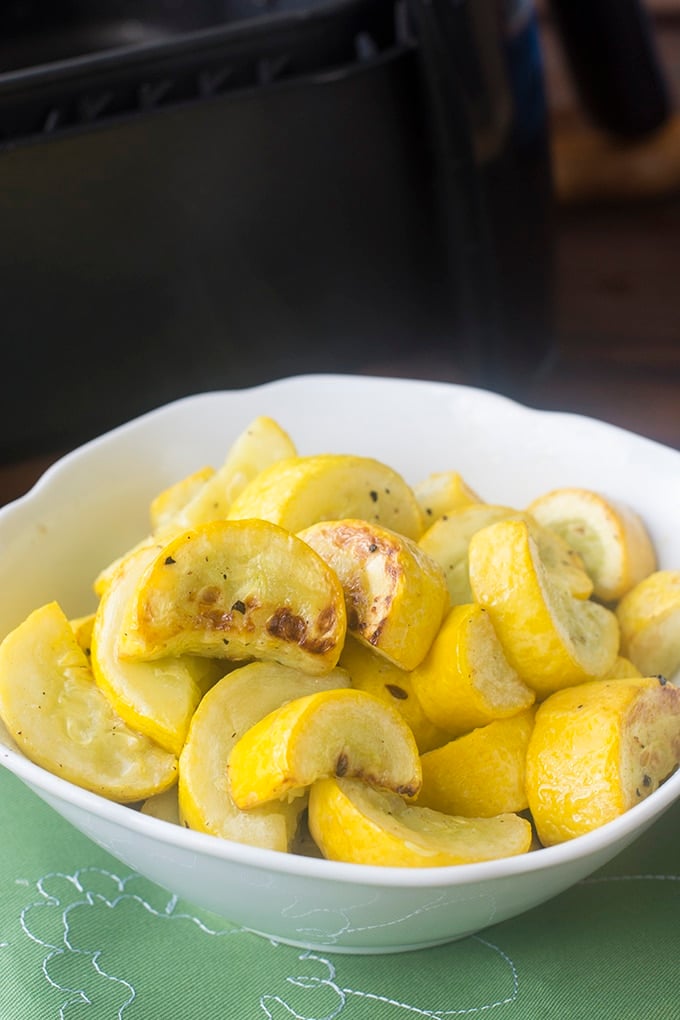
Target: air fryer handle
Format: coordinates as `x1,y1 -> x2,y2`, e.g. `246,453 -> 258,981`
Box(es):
547,0 -> 670,138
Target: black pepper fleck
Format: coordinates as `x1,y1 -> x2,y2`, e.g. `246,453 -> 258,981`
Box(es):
164,556 -> 176,565
232,600 -> 247,614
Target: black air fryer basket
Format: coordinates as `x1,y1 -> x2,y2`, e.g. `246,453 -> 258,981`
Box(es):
0,0 -> 554,459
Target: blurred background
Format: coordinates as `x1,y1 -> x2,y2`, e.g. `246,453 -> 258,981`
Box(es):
0,0 -> 678,501
526,0 -> 680,451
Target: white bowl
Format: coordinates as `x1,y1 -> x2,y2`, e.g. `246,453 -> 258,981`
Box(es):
1,374 -> 679,954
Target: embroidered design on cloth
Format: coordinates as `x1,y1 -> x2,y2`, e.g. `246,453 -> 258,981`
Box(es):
2,867 -> 520,1019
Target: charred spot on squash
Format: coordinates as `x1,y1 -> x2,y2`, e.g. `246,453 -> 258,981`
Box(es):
394,782 -> 420,798
367,616 -> 388,646
265,605 -> 339,656
266,607 -> 308,645
197,595 -> 259,632
197,607 -> 234,630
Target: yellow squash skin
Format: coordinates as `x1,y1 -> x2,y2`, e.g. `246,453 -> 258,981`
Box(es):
525,676 -> 680,846
227,687 -> 422,809
0,602 -> 177,803
227,454 -> 424,540
411,603 -> 535,737
417,707 -> 536,818
118,518 -> 347,675
299,518 -> 449,671
468,519 -> 619,699
308,777 -> 533,867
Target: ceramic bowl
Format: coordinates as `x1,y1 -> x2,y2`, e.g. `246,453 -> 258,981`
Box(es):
1,374 -> 679,954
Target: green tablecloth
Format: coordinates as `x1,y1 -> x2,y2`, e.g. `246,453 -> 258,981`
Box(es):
1,767 -> 679,1020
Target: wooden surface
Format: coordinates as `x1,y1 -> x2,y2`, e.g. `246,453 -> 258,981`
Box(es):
1,9 -> 679,507
524,196 -> 680,451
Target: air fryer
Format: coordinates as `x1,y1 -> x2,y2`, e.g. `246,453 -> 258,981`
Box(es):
0,1 -> 578,458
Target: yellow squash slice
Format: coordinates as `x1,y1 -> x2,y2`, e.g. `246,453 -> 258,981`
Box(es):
339,635 -> 449,753
141,786 -> 181,825
605,655 -> 642,679
468,519 -> 620,699
227,453 -> 424,540
94,534 -> 170,599
616,570 -> 680,680
70,613 -> 95,655
527,486 -> 657,602
150,465 -> 216,532
413,471 -> 482,523
525,675 -> 680,846
227,687 -> 422,809
417,707 -> 535,817
299,519 -> 449,671
0,602 -> 177,802
411,603 -> 535,736
308,777 -> 533,867
91,546 -> 225,755
179,661 -> 350,850
96,416 -> 296,595
119,518 -> 347,675
172,415 -> 297,529
419,504 -> 593,605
